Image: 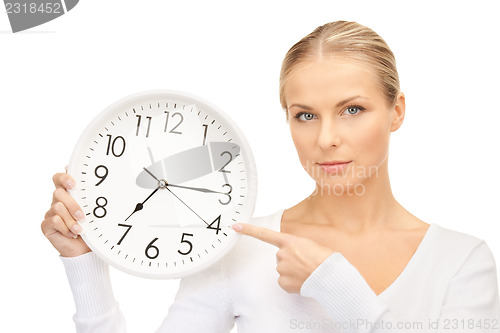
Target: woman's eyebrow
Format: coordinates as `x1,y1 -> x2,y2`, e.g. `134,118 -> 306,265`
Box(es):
288,95 -> 368,111
288,103 -> 313,110
335,95 -> 367,107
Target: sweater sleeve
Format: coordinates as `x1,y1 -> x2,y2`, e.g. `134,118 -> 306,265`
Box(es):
438,241 -> 500,332
61,252 -> 235,333
300,243 -> 500,333
300,252 -> 393,333
60,252 -> 126,333
156,260 -> 235,333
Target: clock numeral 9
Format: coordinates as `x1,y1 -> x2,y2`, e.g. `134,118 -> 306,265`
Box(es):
95,165 -> 108,186
106,134 -> 126,157
145,238 -> 160,259
178,233 -> 193,255
93,196 -> 108,218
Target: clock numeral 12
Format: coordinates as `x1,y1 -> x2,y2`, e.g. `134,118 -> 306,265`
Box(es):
164,111 -> 183,134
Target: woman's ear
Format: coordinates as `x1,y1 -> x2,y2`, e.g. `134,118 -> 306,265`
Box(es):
390,92 -> 405,132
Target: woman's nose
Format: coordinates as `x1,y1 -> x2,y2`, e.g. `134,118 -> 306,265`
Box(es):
317,119 -> 341,149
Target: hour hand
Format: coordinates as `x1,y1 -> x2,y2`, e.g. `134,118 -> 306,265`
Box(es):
125,186 -> 160,221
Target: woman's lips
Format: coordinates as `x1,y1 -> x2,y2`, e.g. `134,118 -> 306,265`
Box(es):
318,161 -> 352,173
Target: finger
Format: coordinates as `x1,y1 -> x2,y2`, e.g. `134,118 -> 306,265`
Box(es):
42,215 -> 78,239
51,201 -> 83,235
232,223 -> 288,247
52,188 -> 85,224
52,172 -> 76,190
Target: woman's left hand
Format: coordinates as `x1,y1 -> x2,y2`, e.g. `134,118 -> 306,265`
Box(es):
232,223 -> 335,294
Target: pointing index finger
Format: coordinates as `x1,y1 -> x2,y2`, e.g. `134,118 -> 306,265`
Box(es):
232,223 -> 288,247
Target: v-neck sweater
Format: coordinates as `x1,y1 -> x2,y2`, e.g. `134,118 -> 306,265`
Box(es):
60,208 -> 500,332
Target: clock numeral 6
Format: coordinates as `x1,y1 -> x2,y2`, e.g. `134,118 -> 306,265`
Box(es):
106,134 -> 126,157
145,238 -> 160,259
93,196 -> 108,218
178,233 -> 194,255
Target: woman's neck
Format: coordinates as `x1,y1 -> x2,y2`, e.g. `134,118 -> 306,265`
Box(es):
304,161 -> 403,235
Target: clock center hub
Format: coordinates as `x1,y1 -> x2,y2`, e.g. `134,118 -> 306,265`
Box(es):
158,179 -> 168,189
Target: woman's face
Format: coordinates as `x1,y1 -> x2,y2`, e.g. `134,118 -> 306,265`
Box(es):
284,58 -> 404,195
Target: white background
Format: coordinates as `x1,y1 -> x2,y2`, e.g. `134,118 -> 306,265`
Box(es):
1,1 -> 499,332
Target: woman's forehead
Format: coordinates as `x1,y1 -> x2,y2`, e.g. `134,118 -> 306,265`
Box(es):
284,59 -> 382,105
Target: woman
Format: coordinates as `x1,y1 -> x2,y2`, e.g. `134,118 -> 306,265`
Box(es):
42,21 -> 500,332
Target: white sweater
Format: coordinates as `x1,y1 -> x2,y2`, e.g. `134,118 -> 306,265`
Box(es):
61,208 -> 500,333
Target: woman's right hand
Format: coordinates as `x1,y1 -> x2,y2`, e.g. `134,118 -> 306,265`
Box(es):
41,171 -> 91,257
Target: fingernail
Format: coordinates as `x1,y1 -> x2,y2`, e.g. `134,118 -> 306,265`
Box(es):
232,223 -> 243,232
66,180 -> 75,189
69,232 -> 78,239
75,210 -> 84,220
72,224 -> 82,235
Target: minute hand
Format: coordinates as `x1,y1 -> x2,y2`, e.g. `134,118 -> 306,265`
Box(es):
142,166 -> 226,194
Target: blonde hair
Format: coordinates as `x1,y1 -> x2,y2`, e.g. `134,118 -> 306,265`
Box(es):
279,21 -> 400,120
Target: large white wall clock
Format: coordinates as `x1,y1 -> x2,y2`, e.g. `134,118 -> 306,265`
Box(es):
67,90 -> 257,278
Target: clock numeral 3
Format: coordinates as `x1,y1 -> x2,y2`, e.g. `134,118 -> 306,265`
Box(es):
93,196 -> 108,218
145,238 -> 160,259
178,233 -> 194,255
219,184 -> 232,205
106,134 -> 126,157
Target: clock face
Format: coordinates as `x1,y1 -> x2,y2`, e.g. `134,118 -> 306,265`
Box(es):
68,91 -> 257,278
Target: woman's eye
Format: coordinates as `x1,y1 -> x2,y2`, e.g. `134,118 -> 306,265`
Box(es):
295,112 -> 315,121
343,105 -> 364,116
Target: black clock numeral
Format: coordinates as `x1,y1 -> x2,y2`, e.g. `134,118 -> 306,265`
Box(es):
218,151 -> 232,173
178,233 -> 194,255
164,111 -> 183,134
95,165 -> 108,186
106,134 -> 126,157
202,124 -> 208,145
136,115 -> 152,137
145,237 -> 160,259
93,196 -> 107,218
117,224 -> 132,245
219,184 -> 232,205
207,215 -> 222,235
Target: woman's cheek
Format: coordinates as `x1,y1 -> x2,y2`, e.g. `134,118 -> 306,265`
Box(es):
355,117 -> 390,169
291,126 -> 317,173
